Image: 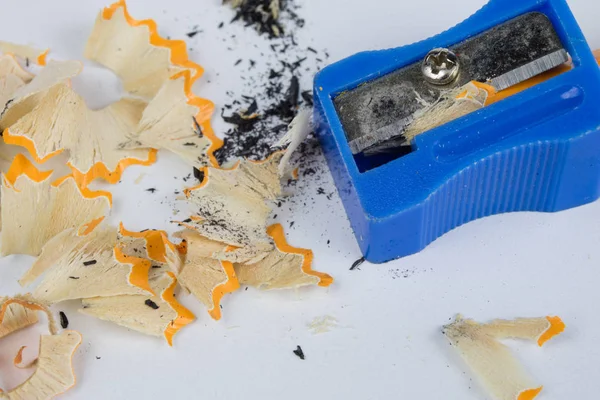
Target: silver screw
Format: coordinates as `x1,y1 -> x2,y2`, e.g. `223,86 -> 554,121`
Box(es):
422,48 -> 460,86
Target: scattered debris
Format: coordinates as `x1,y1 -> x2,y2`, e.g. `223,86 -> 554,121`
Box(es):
0,1 -> 336,397
214,0 -> 327,166
134,172 -> 146,184
389,268 -> 417,279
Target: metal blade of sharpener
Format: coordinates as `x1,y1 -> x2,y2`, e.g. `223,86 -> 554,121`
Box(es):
334,12 -> 570,155
491,50 -> 569,91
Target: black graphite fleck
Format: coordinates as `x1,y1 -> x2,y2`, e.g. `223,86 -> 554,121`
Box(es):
350,257 -> 366,271
83,260 -> 97,266
145,300 -> 160,310
59,311 -> 69,329
193,167 -> 205,181
293,345 -> 305,360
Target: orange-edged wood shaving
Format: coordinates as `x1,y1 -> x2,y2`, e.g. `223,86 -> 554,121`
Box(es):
2,331 -> 82,399
3,153 -> 51,187
13,346 -> 36,370
234,224 -> 334,290
0,41 -> 49,66
268,223 -> 333,287
1,155 -> 111,257
183,152 -> 284,251
117,222 -> 183,279
207,261 -> 238,320
80,272 -> 194,345
537,316 -> 566,347
0,54 -> 34,83
118,222 -> 170,263
4,83 -> 156,188
88,0 -> 203,98
518,388 -> 543,400
0,296 -> 82,399
444,315 -> 566,400
85,1 -> 222,167
175,229 -> 240,320
0,59 -> 82,131
68,148 -> 157,188
113,247 -> 155,296
0,297 -> 41,339
162,272 -> 195,345
121,70 -> 222,168
26,226 -> 153,303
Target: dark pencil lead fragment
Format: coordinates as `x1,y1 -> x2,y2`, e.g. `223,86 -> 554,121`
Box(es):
192,116 -> 203,138
145,299 -> 160,310
59,311 -> 69,329
350,257 -> 366,271
293,345 -> 305,360
193,167 -> 205,181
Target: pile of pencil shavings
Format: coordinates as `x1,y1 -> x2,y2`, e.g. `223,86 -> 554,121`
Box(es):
0,1 -> 332,398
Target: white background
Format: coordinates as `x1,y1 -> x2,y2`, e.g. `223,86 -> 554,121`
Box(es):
0,0 -> 599,399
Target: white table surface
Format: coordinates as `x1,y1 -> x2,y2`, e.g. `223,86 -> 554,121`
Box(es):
0,0 -> 599,399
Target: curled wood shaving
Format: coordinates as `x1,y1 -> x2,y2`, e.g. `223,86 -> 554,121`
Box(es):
1,156 -> 110,257
27,226 -> 153,304
0,41 -> 48,65
5,83 -> 155,186
85,0 -> 201,99
120,71 -> 221,168
80,272 -> 194,345
182,152 -> 284,251
0,331 -> 82,400
234,224 -> 333,290
443,315 -> 565,400
175,229 -> 239,320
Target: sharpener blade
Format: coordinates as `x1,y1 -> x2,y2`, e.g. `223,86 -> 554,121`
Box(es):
335,12 -> 569,155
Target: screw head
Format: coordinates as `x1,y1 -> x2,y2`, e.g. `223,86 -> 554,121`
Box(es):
422,48 -> 460,86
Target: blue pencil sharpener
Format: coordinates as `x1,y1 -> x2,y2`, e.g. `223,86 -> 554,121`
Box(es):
314,0 -> 600,264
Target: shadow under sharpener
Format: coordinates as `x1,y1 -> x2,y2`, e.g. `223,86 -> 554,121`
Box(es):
313,0 -> 600,264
